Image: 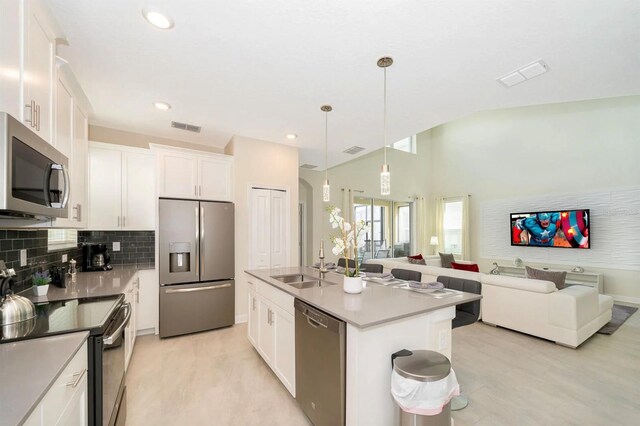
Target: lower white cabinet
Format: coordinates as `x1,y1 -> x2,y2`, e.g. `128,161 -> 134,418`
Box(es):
24,340 -> 88,426
124,274 -> 139,371
136,269 -> 159,334
246,276 -> 295,396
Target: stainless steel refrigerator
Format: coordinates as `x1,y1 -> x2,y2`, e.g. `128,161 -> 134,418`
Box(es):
159,198 -> 235,338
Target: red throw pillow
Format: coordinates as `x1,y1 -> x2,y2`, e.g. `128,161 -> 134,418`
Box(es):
407,254 -> 424,260
451,262 -> 480,272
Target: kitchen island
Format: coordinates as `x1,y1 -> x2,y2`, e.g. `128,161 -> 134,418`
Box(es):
245,266 -> 482,426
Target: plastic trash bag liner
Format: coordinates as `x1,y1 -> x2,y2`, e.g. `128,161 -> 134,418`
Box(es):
391,368 -> 460,415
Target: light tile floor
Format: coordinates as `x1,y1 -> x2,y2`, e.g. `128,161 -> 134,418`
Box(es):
126,305 -> 639,425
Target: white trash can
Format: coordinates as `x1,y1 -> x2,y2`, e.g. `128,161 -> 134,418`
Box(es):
391,350 -> 459,426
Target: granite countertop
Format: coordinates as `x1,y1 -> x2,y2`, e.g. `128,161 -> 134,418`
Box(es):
25,265 -> 153,303
0,331 -> 89,426
245,267 -> 482,329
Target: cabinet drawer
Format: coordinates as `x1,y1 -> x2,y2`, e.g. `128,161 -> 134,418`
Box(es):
256,281 -> 294,315
41,341 -> 88,423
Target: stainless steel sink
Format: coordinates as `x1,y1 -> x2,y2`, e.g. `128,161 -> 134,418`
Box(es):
270,274 -> 332,289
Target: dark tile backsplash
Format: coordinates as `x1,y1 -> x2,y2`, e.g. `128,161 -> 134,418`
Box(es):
78,230 -> 155,268
0,229 -> 155,294
0,229 -> 82,294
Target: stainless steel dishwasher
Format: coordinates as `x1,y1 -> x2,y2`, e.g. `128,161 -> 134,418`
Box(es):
294,299 -> 346,426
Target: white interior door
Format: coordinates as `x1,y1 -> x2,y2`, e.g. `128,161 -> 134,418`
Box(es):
270,190 -> 287,268
250,188 -> 271,269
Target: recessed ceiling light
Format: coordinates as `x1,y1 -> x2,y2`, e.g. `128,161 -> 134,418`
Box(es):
153,101 -> 171,110
285,133 -> 298,140
142,9 -> 174,29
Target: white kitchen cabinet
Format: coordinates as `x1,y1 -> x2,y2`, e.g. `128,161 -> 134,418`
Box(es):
23,0 -> 57,143
0,0 -> 22,119
247,289 -> 259,347
136,269 -> 159,334
246,276 -> 295,396
155,146 -> 233,201
124,275 -> 139,371
258,297 -> 275,365
24,340 -> 88,426
88,142 -> 156,230
52,66 -> 91,229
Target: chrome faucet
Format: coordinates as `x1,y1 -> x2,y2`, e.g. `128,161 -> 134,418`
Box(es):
319,240 -> 328,273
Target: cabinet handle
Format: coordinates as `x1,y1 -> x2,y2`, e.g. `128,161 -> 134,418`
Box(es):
73,204 -> 82,221
117,216 -> 121,227
123,216 -> 126,227
66,369 -> 87,388
35,104 -> 40,131
24,100 -> 35,127
195,185 -> 197,197
252,297 -> 256,311
199,185 -> 202,196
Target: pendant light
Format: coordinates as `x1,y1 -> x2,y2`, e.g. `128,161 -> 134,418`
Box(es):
321,105 -> 332,202
378,57 -> 393,196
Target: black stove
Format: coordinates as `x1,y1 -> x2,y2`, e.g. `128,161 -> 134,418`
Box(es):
0,294 -> 124,343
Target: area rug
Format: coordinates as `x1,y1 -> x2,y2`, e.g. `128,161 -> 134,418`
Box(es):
597,304 -> 638,335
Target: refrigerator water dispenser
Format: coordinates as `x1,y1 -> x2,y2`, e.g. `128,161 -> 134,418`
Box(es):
169,242 -> 191,273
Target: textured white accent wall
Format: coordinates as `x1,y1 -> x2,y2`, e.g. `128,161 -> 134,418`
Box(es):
481,188 -> 640,270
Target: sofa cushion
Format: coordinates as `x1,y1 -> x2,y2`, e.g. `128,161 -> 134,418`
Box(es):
407,254 -> 424,260
481,274 -> 556,294
439,252 -> 455,268
525,266 -> 567,290
408,257 -> 426,265
451,262 -> 480,272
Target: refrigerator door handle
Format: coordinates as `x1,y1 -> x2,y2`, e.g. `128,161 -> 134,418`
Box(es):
200,205 -> 205,278
195,205 -> 200,277
165,283 -> 232,294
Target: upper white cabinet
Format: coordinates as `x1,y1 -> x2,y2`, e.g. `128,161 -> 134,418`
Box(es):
0,0 -> 62,143
88,142 -> 156,230
52,64 -> 90,228
155,147 -> 233,201
23,0 -> 56,143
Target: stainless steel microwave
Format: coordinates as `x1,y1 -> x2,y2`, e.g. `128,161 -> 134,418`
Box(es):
0,112 -> 70,219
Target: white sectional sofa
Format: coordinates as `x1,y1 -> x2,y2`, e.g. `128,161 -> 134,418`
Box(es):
366,257 -> 614,348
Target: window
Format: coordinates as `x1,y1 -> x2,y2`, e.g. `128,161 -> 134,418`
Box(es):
443,198 -> 463,255
48,229 -> 78,251
354,197 -> 413,263
388,135 -> 417,154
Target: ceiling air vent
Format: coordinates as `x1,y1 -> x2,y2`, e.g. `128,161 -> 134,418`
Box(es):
171,121 -> 202,133
497,60 -> 549,88
300,164 -> 318,169
343,146 -> 365,155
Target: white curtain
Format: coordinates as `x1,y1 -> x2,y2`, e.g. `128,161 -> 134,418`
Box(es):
461,194 -> 471,260
435,197 -> 445,255
416,196 -> 429,255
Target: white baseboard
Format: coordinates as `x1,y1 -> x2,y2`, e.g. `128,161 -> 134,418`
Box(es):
609,294 -> 640,305
235,314 -> 247,324
136,327 -> 157,336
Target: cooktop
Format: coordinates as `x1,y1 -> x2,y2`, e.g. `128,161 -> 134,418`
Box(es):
0,294 -> 124,343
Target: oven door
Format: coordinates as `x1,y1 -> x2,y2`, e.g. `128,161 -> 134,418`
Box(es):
0,113 -> 70,218
101,303 -> 131,426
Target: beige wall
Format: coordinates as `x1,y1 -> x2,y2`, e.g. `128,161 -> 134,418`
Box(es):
226,135 -> 299,318
300,136 -> 434,264
428,96 -> 640,299
89,125 -> 225,153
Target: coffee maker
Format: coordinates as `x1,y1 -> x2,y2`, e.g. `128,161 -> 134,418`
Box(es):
82,244 -> 112,271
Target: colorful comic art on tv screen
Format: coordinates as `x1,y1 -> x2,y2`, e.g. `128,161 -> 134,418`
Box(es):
511,210 -> 590,249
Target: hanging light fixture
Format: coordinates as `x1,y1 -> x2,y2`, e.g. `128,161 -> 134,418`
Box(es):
321,105 -> 332,202
378,56 -> 393,196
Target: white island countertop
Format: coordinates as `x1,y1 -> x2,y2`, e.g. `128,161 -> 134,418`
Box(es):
245,266 -> 481,329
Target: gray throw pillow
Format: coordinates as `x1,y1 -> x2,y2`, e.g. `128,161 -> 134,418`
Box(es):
525,266 -> 567,290
439,252 -> 455,268
408,257 -> 426,265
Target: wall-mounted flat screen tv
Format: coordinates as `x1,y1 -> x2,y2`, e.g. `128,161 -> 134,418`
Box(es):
510,210 -> 590,249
